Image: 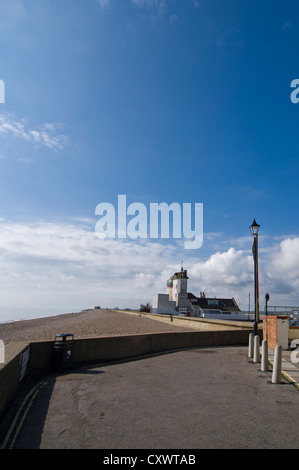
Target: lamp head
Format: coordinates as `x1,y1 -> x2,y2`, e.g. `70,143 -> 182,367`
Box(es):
249,219 -> 260,236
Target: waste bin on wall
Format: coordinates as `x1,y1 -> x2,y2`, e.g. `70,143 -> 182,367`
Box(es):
54,333 -> 74,371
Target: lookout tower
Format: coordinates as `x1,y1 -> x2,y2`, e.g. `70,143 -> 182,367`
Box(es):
167,265 -> 189,313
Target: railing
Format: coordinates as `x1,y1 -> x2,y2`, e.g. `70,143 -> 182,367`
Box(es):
264,306 -> 299,326
266,306 -> 299,315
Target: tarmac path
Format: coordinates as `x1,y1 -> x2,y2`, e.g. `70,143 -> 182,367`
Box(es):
3,346 -> 299,450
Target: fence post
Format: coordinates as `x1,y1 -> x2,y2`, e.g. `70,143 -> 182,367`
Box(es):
272,345 -> 282,384
261,339 -> 268,372
253,335 -> 260,363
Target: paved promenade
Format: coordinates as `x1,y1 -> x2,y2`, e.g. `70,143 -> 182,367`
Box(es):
2,345 -> 298,449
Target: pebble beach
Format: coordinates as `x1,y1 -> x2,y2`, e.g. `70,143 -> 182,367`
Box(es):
0,309 -> 195,345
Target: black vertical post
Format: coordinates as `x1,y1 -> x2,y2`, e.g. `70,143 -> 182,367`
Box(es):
252,234 -> 259,336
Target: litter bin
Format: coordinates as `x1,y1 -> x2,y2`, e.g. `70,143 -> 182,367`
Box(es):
54,333 -> 74,371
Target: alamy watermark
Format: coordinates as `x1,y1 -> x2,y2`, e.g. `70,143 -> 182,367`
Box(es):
0,79 -> 5,103
290,79 -> 299,103
290,339 -> 299,365
95,195 -> 203,249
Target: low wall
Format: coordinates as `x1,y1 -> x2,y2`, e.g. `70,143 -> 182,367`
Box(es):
0,328 -> 261,418
119,310 -> 254,331
0,342 -> 31,418
28,328 -> 259,374
169,316 -> 253,331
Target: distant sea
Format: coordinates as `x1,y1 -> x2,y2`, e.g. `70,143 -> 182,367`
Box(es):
0,307 -> 84,324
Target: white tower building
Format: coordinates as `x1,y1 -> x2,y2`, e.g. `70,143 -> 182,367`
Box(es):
166,266 -> 189,314
151,265 -> 190,316
167,277 -> 173,300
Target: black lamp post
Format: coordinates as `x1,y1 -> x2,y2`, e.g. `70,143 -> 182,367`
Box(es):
249,219 -> 260,336
265,293 -> 270,316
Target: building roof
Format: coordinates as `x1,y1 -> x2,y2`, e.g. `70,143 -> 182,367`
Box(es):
188,293 -> 241,312
171,269 -> 189,280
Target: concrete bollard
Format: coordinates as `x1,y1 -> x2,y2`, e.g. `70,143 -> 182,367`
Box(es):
248,333 -> 254,358
272,345 -> 282,384
261,339 -> 268,372
253,335 -> 260,363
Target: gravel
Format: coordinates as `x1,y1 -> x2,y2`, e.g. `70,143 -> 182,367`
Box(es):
0,309 -> 195,345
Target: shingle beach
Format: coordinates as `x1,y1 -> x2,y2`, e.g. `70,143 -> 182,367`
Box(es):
0,309 -> 195,345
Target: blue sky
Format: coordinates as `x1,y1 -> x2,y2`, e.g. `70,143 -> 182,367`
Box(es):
0,0 -> 299,319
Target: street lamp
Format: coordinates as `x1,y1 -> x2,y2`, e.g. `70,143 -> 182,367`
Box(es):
249,219 -> 260,336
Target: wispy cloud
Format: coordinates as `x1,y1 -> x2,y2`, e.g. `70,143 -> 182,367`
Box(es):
132,0 -> 166,21
0,219 -> 298,311
96,0 -> 110,8
0,220 -> 176,309
281,22 -> 292,32
225,184 -> 267,200
0,113 -> 69,152
0,0 -> 28,33
169,14 -> 178,25
132,0 -> 160,6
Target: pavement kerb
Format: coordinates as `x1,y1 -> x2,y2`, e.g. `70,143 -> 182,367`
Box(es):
267,351 -> 299,391
280,370 -> 299,390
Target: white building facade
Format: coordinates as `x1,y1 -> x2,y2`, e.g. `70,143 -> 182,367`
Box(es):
151,267 -> 195,316
151,267 -> 241,318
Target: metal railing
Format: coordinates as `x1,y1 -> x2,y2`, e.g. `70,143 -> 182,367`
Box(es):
266,306 -> 299,315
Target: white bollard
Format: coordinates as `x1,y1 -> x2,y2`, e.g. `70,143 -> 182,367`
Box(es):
0,340 -> 4,364
261,339 -> 268,372
272,345 -> 282,384
248,333 -> 254,358
253,335 -> 260,363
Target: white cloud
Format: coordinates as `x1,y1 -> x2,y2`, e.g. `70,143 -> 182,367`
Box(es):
132,0 -> 165,18
73,217 -> 97,225
188,239 -> 299,310
186,248 -> 253,309
0,0 -> 28,32
0,113 -> 69,152
269,238 -> 299,289
190,248 -> 252,288
0,219 -> 298,314
0,221 -> 176,311
132,0 -> 158,6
